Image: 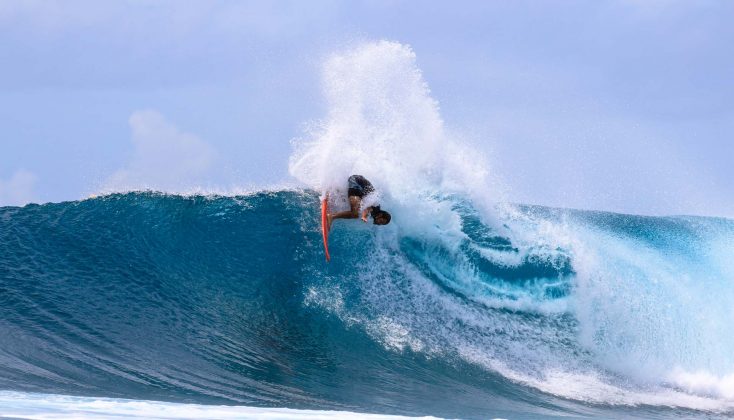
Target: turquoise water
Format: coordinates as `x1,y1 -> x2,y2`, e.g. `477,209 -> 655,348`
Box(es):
0,191 -> 732,419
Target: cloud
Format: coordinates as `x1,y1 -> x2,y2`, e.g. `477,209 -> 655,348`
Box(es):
105,110 -> 217,193
0,169 -> 38,207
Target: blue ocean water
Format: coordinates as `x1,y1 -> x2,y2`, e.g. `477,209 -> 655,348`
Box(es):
0,191 -> 732,419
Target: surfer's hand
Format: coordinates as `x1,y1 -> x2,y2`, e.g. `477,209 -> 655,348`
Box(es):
361,207 -> 371,222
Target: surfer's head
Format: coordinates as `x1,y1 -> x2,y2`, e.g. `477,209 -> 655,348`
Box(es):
373,210 -> 391,225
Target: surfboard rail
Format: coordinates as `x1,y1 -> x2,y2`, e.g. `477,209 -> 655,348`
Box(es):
320,196 -> 331,262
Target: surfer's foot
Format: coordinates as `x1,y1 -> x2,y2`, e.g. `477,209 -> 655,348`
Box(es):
327,214 -> 333,231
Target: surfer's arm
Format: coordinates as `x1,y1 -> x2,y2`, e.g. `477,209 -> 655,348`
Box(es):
331,197 -> 362,221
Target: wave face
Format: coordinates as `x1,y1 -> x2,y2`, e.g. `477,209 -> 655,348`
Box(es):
0,191 -> 733,419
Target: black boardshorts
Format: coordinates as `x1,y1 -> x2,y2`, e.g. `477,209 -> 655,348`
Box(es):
347,175 -> 375,198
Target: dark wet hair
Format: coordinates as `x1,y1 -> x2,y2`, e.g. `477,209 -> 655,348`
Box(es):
372,208 -> 391,225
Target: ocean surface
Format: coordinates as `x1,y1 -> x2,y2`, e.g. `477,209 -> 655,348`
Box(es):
0,190 -> 732,419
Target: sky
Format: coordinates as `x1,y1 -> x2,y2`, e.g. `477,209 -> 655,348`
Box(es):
1,0 -> 733,217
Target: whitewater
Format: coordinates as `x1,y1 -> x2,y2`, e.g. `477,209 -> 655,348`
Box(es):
1,41 -> 732,419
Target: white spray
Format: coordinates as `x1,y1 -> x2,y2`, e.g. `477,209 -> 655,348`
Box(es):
289,40 -> 506,240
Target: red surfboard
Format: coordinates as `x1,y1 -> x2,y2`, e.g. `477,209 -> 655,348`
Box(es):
321,195 -> 331,262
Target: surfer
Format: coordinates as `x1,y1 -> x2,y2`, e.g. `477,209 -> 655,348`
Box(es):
328,175 -> 391,228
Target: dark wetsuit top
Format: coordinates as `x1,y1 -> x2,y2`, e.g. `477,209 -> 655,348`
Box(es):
347,175 -> 375,198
